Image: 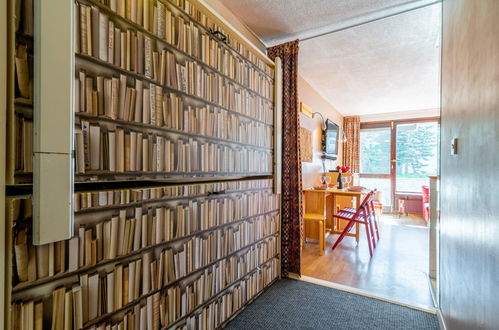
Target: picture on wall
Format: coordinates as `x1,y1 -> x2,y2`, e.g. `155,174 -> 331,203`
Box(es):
300,127 -> 313,162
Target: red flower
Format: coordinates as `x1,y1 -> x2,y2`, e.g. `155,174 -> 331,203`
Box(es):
336,165 -> 341,171
342,166 -> 350,173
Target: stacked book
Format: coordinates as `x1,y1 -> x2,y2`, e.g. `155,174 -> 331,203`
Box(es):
76,3 -> 273,98
75,71 -> 273,146
14,186 -> 278,286
75,120 -> 272,175
12,235 -> 278,329
74,179 -> 274,212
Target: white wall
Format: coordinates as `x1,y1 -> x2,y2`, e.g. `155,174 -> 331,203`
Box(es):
298,75 -> 343,188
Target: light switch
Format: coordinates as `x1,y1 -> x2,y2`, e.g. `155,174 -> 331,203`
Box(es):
451,138 -> 458,155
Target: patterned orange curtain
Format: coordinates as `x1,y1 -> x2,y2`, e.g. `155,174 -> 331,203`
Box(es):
342,116 -> 360,173
267,40 -> 303,276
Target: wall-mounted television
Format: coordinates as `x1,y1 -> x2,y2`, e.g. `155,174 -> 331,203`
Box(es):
323,119 -> 339,155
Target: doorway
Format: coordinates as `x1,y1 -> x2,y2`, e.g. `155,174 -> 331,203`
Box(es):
301,118 -> 440,310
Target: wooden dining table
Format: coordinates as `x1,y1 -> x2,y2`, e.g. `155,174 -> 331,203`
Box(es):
303,188 -> 367,243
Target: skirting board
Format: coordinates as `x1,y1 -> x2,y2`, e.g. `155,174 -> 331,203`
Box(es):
289,274 -> 437,315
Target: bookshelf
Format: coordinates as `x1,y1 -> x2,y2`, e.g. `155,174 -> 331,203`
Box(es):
6,0 -> 281,329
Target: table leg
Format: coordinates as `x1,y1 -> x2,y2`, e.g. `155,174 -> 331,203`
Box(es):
355,196 -> 360,243
332,194 -> 337,231
319,220 -> 324,256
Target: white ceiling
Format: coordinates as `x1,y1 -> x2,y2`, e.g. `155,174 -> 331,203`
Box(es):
217,0 -> 441,116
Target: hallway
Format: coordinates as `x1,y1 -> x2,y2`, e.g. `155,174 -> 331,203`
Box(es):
302,216 -> 434,308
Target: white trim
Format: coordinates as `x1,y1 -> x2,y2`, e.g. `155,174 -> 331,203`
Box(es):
426,272 -> 439,308
437,308 -> 447,330
290,274 -> 437,314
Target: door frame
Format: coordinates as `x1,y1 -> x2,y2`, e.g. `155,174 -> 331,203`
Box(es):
360,116 -> 440,210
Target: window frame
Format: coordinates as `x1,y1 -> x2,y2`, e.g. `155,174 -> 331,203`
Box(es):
360,117 -> 440,208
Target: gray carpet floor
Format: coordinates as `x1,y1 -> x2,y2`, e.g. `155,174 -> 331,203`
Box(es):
224,279 -> 439,329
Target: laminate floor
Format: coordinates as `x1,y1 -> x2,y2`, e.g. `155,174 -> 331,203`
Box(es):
301,215 -> 434,308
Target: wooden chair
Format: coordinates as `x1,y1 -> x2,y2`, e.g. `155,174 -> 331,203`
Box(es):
332,191 -> 376,257
341,190 -> 380,246
342,195 -> 378,249
303,190 -> 327,255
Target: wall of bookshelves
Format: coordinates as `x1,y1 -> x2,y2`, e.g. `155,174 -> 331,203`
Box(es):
7,0 -> 281,329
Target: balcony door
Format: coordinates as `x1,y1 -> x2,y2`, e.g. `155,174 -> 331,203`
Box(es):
359,118 -> 439,210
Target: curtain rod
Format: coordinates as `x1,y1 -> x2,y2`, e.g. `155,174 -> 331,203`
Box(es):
300,0 -> 441,42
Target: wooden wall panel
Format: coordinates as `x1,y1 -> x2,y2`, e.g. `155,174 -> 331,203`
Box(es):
440,1 -> 499,329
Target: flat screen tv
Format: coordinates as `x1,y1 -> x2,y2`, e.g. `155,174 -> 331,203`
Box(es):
323,119 -> 339,155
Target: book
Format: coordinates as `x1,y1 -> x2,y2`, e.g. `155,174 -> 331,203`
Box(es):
114,264 -> 123,309
80,273 -> 89,323
34,301 -> 43,330
35,244 -> 49,279
84,228 -> 93,266
15,44 -> 30,99
88,273 -> 100,320
22,0 -> 34,35
107,271 -> 115,312
51,287 -> 65,330
110,216 -> 119,259
14,228 -> 28,282
98,12 -> 109,61
64,290 -> 73,330
22,300 -> 34,330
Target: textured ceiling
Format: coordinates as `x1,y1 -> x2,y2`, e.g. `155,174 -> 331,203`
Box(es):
217,0 -> 441,116
300,3 -> 441,115
217,0 -> 438,45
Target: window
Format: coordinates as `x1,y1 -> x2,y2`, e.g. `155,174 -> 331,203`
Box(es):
396,122 -> 439,192
360,127 -> 391,174
359,118 -> 440,208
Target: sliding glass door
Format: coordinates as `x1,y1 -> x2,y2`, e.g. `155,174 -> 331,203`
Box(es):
359,127 -> 392,206
359,119 -> 439,210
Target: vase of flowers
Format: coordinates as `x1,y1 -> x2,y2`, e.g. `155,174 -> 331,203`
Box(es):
336,166 -> 350,189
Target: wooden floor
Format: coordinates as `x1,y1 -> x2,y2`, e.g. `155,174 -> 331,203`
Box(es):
301,215 -> 434,308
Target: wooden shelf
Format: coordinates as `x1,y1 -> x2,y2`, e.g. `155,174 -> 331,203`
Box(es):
74,172 -> 273,184
12,210 -> 279,294
75,53 -> 274,127
75,112 -> 273,151
78,0 -> 274,101
14,98 -> 33,107
75,186 -> 271,214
